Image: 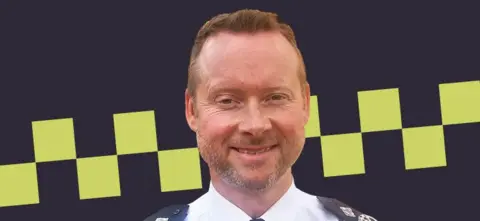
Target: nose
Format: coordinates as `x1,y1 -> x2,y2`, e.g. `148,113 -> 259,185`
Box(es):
238,103 -> 272,136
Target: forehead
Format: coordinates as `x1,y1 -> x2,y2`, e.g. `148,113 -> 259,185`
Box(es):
196,31 -> 300,90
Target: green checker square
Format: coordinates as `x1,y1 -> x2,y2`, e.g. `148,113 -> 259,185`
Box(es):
402,125 -> 447,170
320,133 -> 365,177
305,95 -> 321,138
439,80 -> 480,125
76,155 -> 121,200
0,163 -> 39,207
158,147 -> 202,192
358,88 -> 402,132
113,110 -> 158,155
32,118 -> 77,162
358,88 -> 403,132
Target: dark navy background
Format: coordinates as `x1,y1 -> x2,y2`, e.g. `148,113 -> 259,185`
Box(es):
0,1 -> 478,220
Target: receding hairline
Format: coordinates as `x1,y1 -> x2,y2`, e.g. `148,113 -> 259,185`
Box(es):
201,30 -> 300,75
186,9 -> 307,97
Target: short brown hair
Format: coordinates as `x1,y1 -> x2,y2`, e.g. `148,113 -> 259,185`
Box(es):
187,9 -> 307,97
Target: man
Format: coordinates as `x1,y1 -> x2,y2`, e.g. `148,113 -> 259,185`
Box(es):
144,9 -> 378,221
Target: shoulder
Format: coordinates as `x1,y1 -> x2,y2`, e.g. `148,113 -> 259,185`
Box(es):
292,187 -> 378,221
316,196 -> 378,221
142,204 -> 189,221
143,193 -> 209,221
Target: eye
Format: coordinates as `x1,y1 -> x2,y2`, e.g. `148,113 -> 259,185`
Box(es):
270,94 -> 286,101
214,96 -> 239,108
218,98 -> 233,104
267,93 -> 288,102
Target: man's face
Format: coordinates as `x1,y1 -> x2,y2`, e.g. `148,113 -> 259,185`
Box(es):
185,31 -> 310,191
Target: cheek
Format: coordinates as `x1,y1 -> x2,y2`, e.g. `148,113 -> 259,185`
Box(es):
270,109 -> 306,136
198,112 -> 237,143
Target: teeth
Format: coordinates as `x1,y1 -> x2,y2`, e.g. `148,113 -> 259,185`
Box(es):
238,147 -> 271,154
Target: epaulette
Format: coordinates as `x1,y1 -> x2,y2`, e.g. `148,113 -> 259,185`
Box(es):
143,197 -> 378,221
142,204 -> 189,221
317,196 -> 378,221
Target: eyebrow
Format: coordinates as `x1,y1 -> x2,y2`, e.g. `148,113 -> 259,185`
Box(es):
206,85 -> 243,96
207,84 -> 294,96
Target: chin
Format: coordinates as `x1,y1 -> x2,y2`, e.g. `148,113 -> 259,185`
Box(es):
242,174 -> 269,182
240,171 -> 275,184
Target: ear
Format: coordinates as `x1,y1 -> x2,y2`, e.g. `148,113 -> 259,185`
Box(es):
302,83 -> 311,125
185,89 -> 198,132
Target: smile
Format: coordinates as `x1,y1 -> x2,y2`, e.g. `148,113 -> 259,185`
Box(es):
231,145 -> 277,155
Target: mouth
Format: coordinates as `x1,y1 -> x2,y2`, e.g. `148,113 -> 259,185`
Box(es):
231,145 -> 278,155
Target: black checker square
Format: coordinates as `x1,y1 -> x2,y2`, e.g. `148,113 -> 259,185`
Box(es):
0,119 -> 36,165
74,112 -> 117,158
316,89 -> 361,136
36,160 -> 79,205
398,83 -> 443,128
443,123 -> 480,174
362,130 -> 405,176
117,152 -> 161,199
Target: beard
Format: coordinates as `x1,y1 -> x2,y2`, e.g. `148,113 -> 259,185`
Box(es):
197,131 -> 302,192
220,159 -> 287,192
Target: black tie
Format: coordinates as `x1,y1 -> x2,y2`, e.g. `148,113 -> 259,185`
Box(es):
250,219 -> 265,221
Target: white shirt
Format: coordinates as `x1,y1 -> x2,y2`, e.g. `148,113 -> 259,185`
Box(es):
185,181 -> 339,221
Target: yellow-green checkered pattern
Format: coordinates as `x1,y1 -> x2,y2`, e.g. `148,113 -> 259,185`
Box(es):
0,80 -> 478,208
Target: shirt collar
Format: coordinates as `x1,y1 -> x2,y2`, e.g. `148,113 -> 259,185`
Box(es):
206,180 -> 300,221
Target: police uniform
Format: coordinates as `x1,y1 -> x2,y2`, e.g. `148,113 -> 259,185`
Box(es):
143,181 -> 377,221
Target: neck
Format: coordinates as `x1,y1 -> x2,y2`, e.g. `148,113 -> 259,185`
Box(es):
210,169 -> 293,218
